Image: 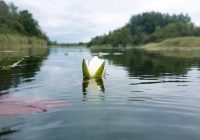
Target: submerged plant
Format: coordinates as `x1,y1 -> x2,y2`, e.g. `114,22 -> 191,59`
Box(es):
82,56 -> 105,78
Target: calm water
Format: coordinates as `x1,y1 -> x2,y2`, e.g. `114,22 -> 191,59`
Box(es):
1,47 -> 200,140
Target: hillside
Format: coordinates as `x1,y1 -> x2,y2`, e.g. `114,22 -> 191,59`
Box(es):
87,12 -> 200,47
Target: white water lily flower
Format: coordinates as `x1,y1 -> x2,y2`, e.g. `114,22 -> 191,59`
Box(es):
82,56 -> 105,78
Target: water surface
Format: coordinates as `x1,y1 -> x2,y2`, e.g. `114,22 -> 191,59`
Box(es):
0,47 -> 200,140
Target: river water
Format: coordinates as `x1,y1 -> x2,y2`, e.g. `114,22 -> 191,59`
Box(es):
0,47 -> 200,140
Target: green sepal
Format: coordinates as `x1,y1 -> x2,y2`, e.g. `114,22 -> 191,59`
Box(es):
94,61 -> 105,77
82,59 -> 90,78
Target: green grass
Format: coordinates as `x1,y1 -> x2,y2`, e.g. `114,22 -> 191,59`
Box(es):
0,34 -> 47,49
141,36 -> 200,50
140,36 -> 200,58
158,36 -> 200,48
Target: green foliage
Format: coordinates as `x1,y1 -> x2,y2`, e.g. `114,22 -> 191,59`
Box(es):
129,12 -> 191,35
153,23 -> 200,39
88,27 -> 132,47
154,36 -> 200,48
0,1 -> 48,42
88,12 -> 200,47
0,34 -> 47,48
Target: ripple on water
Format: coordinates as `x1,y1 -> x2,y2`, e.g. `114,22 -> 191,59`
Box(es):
1,48 -> 200,140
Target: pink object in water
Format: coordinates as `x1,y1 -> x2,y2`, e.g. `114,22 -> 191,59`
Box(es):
0,103 -> 44,115
0,94 -> 68,116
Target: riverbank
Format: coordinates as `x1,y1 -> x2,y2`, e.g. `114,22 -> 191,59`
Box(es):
90,36 -> 200,50
89,36 -> 200,59
140,36 -> 200,50
137,36 -> 200,58
0,34 -> 47,49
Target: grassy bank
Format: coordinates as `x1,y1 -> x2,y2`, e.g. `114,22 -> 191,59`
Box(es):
139,36 -> 200,58
0,34 -> 47,50
90,36 -> 200,59
140,36 -> 200,50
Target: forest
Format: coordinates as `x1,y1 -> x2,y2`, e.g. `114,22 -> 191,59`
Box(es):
0,0 -> 49,45
87,12 -> 200,47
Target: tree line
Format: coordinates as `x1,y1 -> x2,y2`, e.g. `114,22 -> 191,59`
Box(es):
0,1 -> 49,42
87,12 -> 200,47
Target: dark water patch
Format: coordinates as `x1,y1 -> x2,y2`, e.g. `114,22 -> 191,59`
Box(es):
177,85 -> 188,86
130,80 -> 190,85
0,127 -> 20,137
130,91 -> 144,92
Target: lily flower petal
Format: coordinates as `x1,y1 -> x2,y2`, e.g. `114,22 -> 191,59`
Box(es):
82,59 -> 90,78
94,61 -> 105,77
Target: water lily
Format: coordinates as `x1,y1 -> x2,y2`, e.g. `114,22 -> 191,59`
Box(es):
82,56 -> 105,78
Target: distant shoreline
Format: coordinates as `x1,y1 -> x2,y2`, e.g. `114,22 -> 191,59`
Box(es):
89,36 -> 200,50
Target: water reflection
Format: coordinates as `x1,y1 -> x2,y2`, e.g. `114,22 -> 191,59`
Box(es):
0,47 -> 49,91
91,48 -> 200,77
82,78 -> 105,101
1,47 -> 200,140
0,127 -> 20,137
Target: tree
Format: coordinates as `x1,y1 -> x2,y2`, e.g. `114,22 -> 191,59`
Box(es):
88,12 -> 199,47
0,1 -> 49,41
9,2 -> 18,15
0,0 -> 9,24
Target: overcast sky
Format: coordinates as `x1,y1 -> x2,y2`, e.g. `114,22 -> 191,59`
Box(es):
4,0 -> 200,43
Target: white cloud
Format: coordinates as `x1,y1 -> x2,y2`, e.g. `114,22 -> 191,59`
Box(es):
4,0 -> 200,43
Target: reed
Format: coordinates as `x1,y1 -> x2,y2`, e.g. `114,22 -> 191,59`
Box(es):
0,34 -> 47,49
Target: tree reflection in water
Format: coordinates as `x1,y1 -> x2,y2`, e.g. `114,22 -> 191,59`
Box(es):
0,47 -> 49,91
91,48 -> 200,77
